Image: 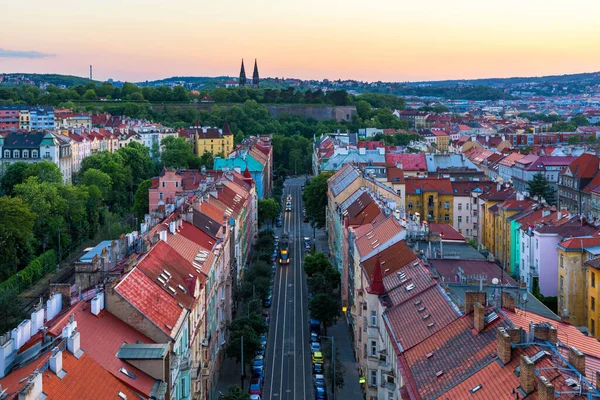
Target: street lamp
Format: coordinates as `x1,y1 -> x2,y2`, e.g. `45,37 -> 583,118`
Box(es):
248,298 -> 262,317
321,335 -> 336,400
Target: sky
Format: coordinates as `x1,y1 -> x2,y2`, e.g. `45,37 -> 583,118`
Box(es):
1,0 -> 600,83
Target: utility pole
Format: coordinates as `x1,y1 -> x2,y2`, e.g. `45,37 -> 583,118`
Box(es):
240,335 -> 244,389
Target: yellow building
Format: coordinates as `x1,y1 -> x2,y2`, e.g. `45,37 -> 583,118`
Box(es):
19,109 -> 30,130
192,122 -> 234,158
495,200 -> 534,275
478,189 -> 515,259
405,178 -> 454,224
557,238 -> 600,328
585,259 -> 600,339
432,130 -> 450,152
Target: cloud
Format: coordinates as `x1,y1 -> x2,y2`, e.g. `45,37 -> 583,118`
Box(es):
0,48 -> 56,59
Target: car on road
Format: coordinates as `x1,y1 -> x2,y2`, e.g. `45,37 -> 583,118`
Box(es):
263,294 -> 272,307
310,331 -> 319,343
249,377 -> 262,395
259,335 -> 267,347
314,374 -> 326,389
252,356 -> 264,374
285,201 -> 292,212
262,311 -> 270,326
315,386 -> 327,400
276,220 -> 282,227
310,342 -> 321,353
249,395 -> 261,400
312,351 -> 323,364
287,195 -> 293,201
313,363 -> 323,374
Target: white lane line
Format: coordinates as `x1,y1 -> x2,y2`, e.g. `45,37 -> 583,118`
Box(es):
279,261 -> 289,398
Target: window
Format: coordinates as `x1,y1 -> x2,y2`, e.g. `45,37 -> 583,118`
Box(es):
22,150 -> 28,158
181,376 -> 189,397
466,204 -> 469,211
45,152 -> 50,158
13,150 -> 19,158
162,181 -> 165,188
408,202 -> 413,210
3,150 -> 9,158
370,370 -> 377,386
592,272 -> 596,288
466,217 -> 469,224
560,254 -> 564,268
444,214 -> 450,222
159,192 -> 163,200
371,340 -> 377,357
371,311 -> 377,327
560,276 -> 564,293
536,239 -> 539,250
592,297 -> 596,312
175,181 -> 179,188
444,202 -> 450,209
458,203 -> 462,211
466,229 -> 470,237
458,216 -> 462,224
363,343 -> 367,358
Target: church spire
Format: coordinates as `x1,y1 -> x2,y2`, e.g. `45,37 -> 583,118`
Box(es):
252,59 -> 260,88
239,59 -> 247,87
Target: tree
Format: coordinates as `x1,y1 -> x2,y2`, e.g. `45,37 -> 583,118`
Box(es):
220,385 -> 250,400
133,179 -> 152,219
83,89 -> 97,100
303,173 -> 332,229
309,293 -> 341,335
322,339 -> 345,390
0,196 -> 35,280
199,151 -> 214,168
0,162 -> 29,196
258,198 -> 280,227
116,142 -> 153,188
528,172 -> 555,205
0,288 -> 27,334
355,100 -> 372,120
24,161 -> 63,185
160,136 -> 196,168
567,136 -> 580,145
303,252 -> 331,277
81,168 -> 112,201
226,325 -> 260,364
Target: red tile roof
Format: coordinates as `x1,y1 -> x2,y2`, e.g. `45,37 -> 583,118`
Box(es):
355,216 -> 404,258
562,153 -> 600,178
348,201 -> 381,226
177,220 -> 216,253
386,167 -> 405,183
114,267 -> 186,337
405,177 -> 453,195
385,285 -> 460,351
558,236 -> 600,250
43,301 -> 156,396
430,259 -> 517,286
428,224 -> 464,242
362,240 -> 417,283
385,153 -> 427,170
137,240 -> 198,308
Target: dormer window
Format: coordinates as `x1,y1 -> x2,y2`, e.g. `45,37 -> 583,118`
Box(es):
3,150 -> 9,159
13,150 -> 19,158
32,150 -> 38,158
22,150 -> 28,159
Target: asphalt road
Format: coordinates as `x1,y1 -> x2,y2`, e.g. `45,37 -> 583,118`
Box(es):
264,178 -> 313,400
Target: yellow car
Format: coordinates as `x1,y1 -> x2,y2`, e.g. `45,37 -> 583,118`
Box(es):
312,351 -> 323,364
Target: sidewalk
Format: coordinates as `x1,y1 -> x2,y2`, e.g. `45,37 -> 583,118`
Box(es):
328,319 -> 364,399
214,355 -> 246,398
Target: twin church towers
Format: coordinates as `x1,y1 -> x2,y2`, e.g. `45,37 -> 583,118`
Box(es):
239,59 -> 259,88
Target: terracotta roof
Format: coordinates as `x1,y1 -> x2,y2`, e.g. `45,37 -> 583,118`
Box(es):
430,259 -> 517,286
386,167 -> 405,183
562,153 -> 600,178
114,267 -> 186,338
191,210 -> 221,239
362,240 -> 417,282
178,220 -> 217,252
558,236 -> 600,250
137,241 -> 198,309
428,224 -> 464,242
42,301 -> 156,396
383,258 -> 435,305
348,201 -> 381,226
583,172 -> 600,194
403,314 -> 510,400
498,151 -> 525,167
199,199 -> 228,223
355,217 -> 404,258
405,177 -> 453,195
385,153 -> 427,170
385,285 -> 460,351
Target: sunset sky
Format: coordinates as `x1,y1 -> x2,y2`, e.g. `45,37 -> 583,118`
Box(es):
1,0 -> 600,83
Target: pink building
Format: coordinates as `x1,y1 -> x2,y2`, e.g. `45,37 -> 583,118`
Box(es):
0,106 -> 21,131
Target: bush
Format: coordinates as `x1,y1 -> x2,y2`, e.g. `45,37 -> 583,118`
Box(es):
0,250 -> 57,293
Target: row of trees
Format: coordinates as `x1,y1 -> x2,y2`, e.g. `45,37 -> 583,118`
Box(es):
303,252 -> 345,389
302,173 -> 332,229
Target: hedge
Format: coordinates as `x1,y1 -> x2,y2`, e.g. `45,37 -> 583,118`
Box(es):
0,250 -> 57,293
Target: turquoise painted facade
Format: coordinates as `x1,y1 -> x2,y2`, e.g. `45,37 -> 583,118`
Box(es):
214,154 -> 266,199
510,219 -> 521,280
172,313 -> 192,400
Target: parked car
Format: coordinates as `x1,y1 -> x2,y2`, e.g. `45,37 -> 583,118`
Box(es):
312,351 -> 323,364
250,395 -> 261,400
249,377 -> 262,395
253,356 -> 264,374
315,386 -> 327,400
310,331 -> 319,343
276,220 -> 282,227
259,335 -> 267,347
263,294 -> 272,307
253,371 -> 264,385
313,363 -> 323,374
314,374 -> 326,389
310,342 -> 321,353
262,311 -> 270,326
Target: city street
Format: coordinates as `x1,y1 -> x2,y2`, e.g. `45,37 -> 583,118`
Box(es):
263,178 -> 313,400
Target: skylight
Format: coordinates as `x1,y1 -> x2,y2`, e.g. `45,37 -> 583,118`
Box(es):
119,367 -> 136,380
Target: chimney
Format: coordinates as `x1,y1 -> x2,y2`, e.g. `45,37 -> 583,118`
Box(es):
568,346 -> 585,375
548,326 -> 557,344
506,328 -> 522,344
67,331 -> 82,358
474,302 -> 485,333
502,292 -> 515,311
537,375 -> 555,400
18,371 -> 43,400
496,328 -> 512,365
533,324 -> 550,341
596,371 -> 600,392
520,355 -> 535,395
464,291 -> 486,314
49,347 -> 64,376
0,335 -> 15,379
